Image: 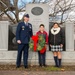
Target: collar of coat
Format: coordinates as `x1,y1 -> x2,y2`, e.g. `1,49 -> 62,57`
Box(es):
51,27 -> 60,35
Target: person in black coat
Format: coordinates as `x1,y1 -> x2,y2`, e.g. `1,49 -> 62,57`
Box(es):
16,14 -> 33,68
49,23 -> 64,67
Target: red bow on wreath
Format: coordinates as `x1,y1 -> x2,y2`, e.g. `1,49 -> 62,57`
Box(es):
31,35 -> 38,51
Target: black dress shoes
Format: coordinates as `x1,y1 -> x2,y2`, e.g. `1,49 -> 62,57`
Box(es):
16,66 -> 20,68
39,64 -> 42,67
24,66 -> 28,69
43,64 -> 47,67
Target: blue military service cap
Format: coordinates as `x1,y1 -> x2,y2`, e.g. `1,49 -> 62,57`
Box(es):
24,14 -> 29,18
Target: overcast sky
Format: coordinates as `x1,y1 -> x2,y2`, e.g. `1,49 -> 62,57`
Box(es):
9,0 -> 75,21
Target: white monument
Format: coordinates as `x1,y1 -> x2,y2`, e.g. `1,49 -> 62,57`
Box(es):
26,4 -> 49,34
26,4 -> 49,65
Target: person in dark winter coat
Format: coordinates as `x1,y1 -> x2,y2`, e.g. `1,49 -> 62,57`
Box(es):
49,23 -> 64,67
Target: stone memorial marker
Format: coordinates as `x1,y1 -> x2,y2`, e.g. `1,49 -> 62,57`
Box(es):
26,4 -> 49,34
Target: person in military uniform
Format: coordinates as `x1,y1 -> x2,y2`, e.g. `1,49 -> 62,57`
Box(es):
16,14 -> 33,68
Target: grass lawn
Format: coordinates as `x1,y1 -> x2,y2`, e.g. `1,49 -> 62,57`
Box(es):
0,65 -> 75,71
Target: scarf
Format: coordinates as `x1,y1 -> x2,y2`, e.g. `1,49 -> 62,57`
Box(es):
51,27 -> 60,35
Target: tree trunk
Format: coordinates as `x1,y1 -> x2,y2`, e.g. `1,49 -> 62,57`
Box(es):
14,0 -> 19,23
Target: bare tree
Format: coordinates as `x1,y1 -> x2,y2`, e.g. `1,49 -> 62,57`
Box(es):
48,0 -> 75,24
0,0 -> 75,24
0,0 -> 26,23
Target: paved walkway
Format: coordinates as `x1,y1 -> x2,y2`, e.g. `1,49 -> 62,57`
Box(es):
0,71 -> 75,75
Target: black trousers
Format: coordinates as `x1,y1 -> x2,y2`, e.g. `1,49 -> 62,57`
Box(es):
16,44 -> 29,67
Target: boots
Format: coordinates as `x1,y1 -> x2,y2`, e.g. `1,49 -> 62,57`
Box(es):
54,56 -> 58,67
58,59 -> 61,67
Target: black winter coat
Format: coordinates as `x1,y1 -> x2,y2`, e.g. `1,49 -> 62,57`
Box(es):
49,28 -> 64,45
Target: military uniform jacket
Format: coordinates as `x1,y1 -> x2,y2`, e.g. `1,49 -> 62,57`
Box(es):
16,22 -> 33,44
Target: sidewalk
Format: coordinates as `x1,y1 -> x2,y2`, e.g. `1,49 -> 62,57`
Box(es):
0,71 -> 75,75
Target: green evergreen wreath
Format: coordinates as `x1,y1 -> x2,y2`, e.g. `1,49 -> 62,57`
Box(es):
29,35 -> 45,51
37,35 -> 45,51
29,38 -> 34,51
